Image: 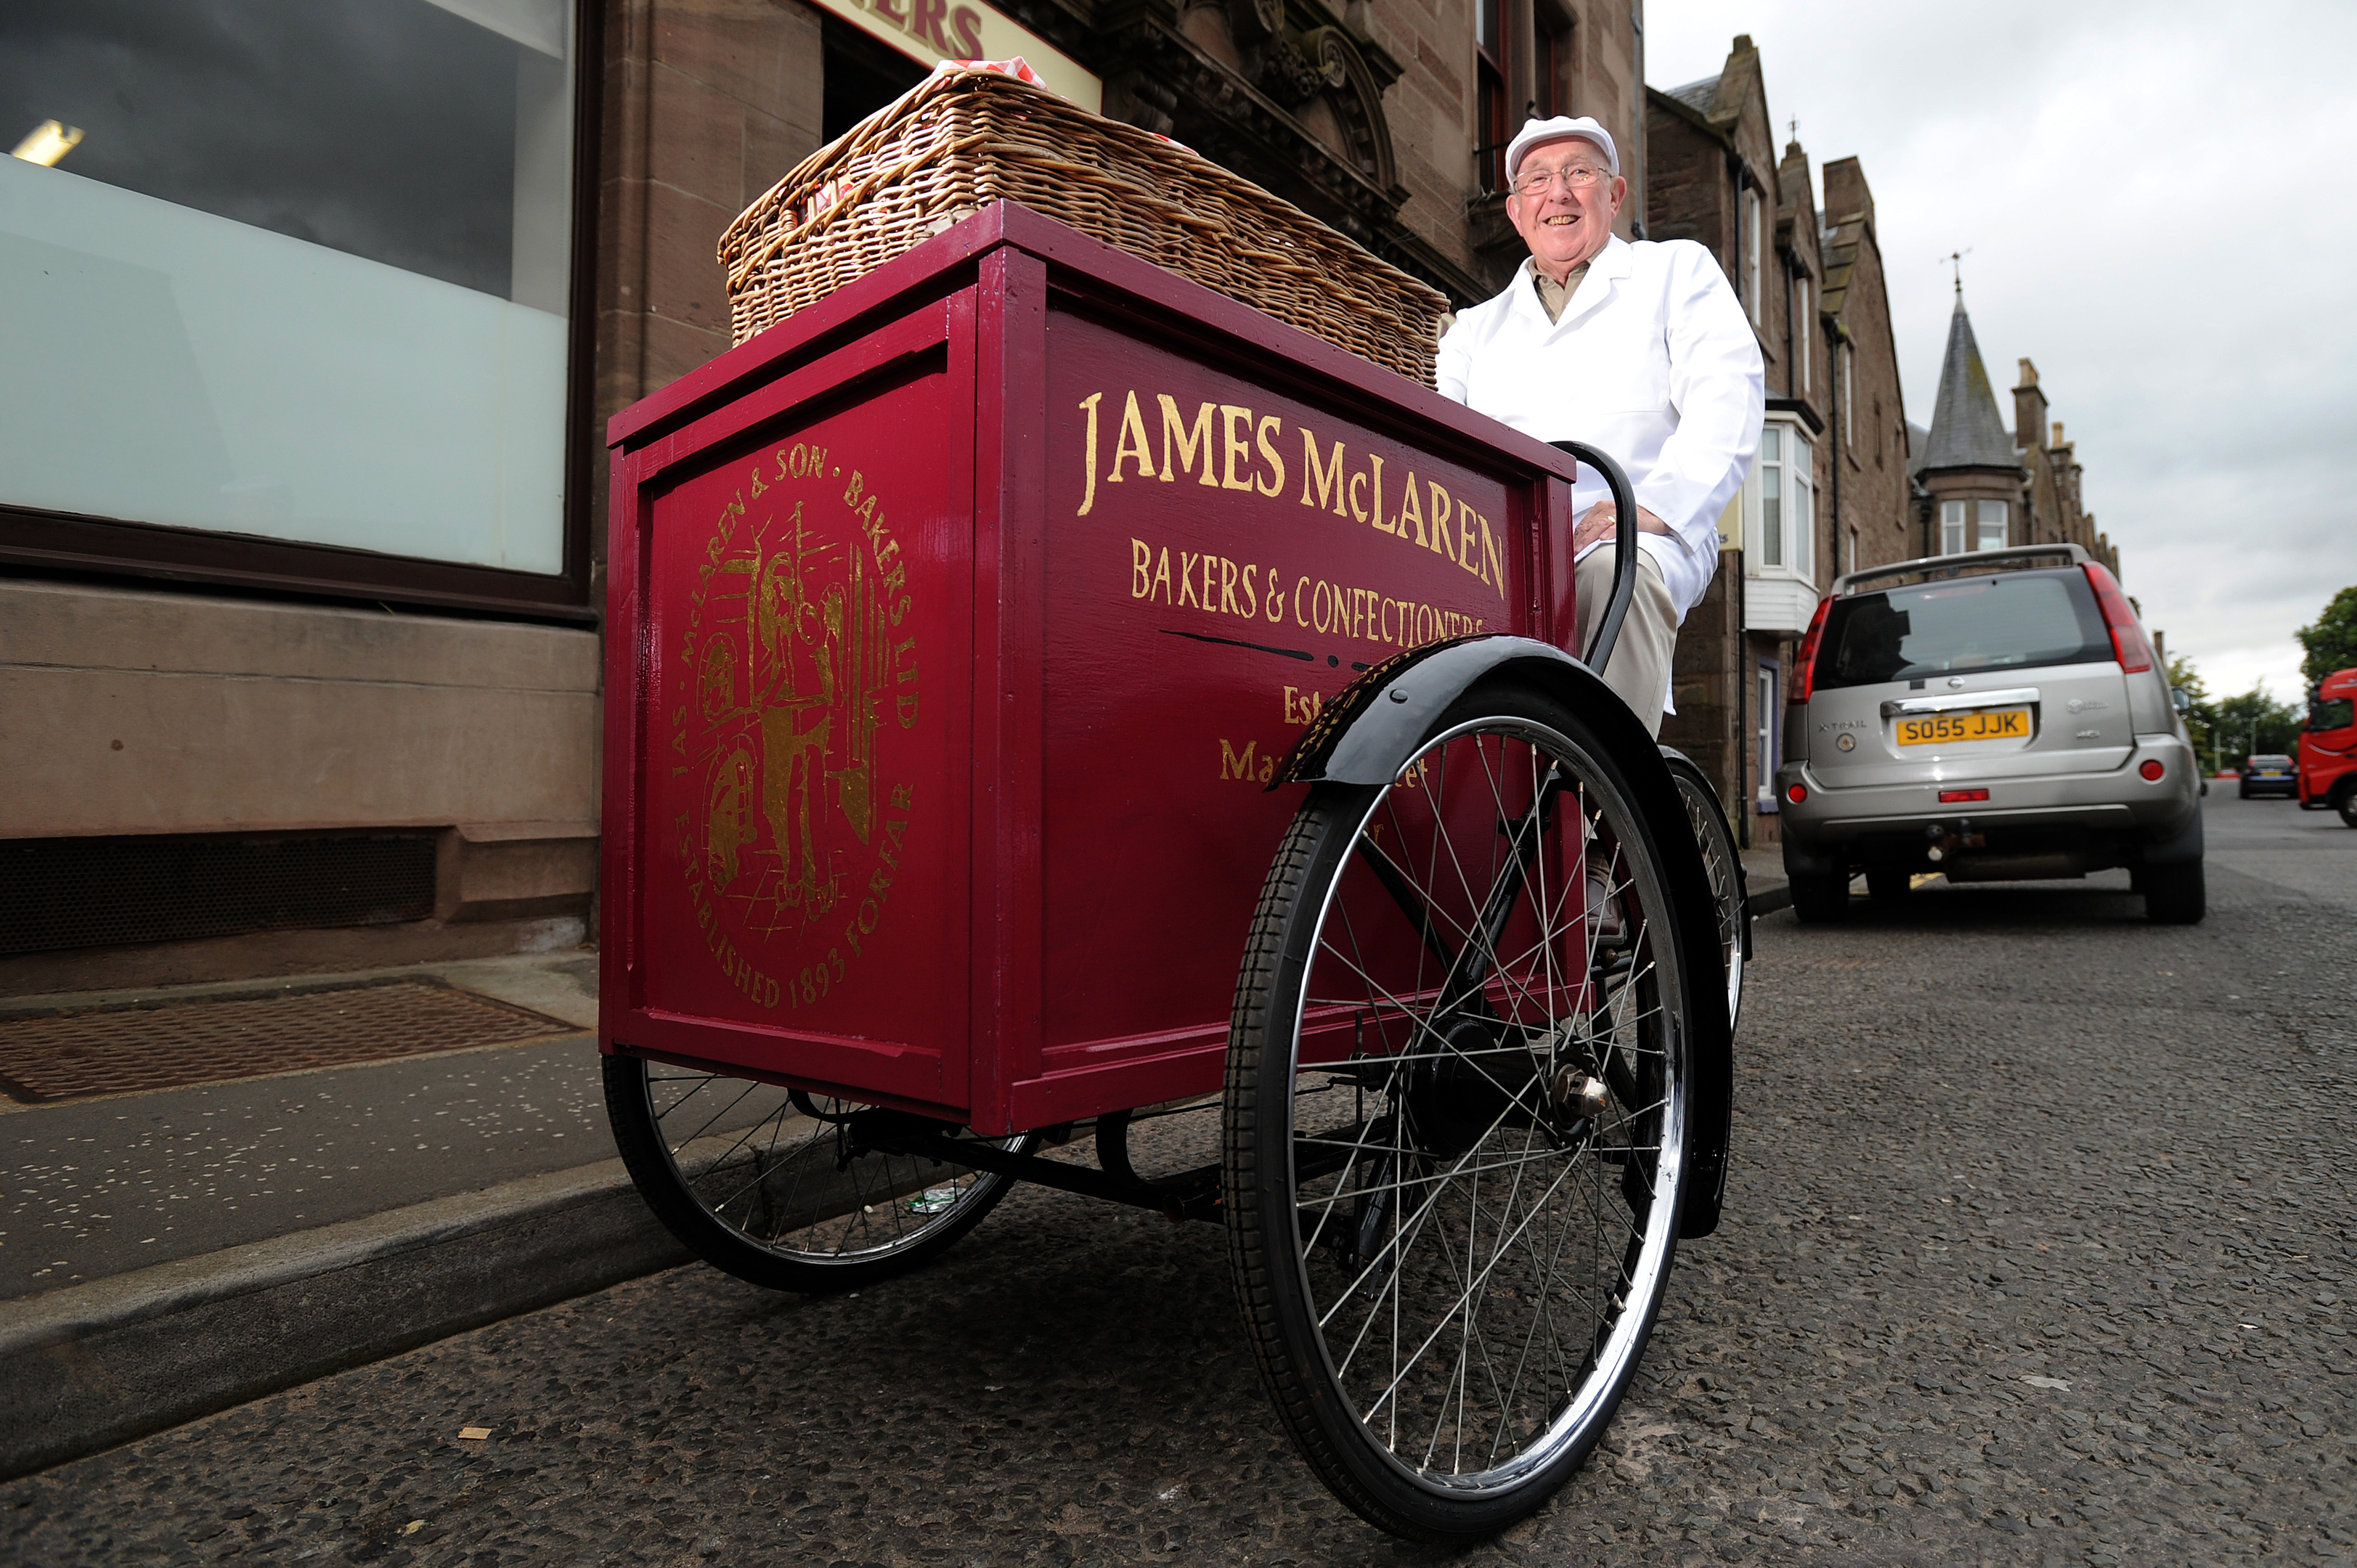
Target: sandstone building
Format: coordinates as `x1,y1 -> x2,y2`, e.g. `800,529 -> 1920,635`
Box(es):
1642,36 -> 1910,845
0,0 -> 1648,989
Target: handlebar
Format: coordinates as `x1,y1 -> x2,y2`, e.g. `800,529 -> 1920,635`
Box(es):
1548,441 -> 1639,673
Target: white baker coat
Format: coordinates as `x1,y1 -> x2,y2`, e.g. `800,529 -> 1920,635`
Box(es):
1436,235 -> 1766,624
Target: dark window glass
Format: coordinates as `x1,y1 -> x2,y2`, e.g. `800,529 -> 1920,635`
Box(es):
2311,698 -> 2354,731
823,17 -> 929,144
1536,17 -> 1571,119
0,0 -> 542,300
0,0 -> 577,576
1475,0 -> 1507,192
1812,569 -> 2112,690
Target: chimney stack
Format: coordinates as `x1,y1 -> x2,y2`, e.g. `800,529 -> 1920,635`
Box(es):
2013,358 -> 2049,453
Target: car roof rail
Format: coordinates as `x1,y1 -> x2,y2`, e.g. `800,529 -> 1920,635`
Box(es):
1831,542 -> 2092,597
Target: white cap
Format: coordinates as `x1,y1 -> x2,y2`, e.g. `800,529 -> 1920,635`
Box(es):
1504,115 -> 1619,182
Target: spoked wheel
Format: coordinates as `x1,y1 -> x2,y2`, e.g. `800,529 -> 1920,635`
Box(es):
1224,682 -> 1697,1542
603,1054 -> 1031,1293
1661,750 -> 1746,1032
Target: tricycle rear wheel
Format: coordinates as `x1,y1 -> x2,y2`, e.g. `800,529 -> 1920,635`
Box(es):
603,1055 -> 1030,1292
1661,749 -> 1746,1031
1223,685 -> 1694,1543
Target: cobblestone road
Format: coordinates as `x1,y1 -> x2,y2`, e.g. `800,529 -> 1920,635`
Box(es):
7,799 -> 2353,1565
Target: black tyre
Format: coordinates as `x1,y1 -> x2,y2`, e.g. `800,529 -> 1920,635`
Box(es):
1224,685 -> 1698,1543
2237,783 -> 2250,799
2143,859 -> 2206,925
1788,867 -> 1851,923
603,1053 -> 1030,1292
2338,789 -> 2357,829
1662,750 -> 1746,1032
1865,867 -> 1913,905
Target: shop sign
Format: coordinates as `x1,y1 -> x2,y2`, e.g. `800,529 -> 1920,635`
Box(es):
809,0 -> 1101,113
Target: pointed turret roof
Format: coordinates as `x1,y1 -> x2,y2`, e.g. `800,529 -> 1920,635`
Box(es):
1918,295 -> 2019,471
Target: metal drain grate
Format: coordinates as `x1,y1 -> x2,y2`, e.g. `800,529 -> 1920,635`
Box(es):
0,833 -> 439,956
0,981 -> 579,1103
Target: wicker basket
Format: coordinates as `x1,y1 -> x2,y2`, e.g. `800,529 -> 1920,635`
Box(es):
718,66 -> 1448,386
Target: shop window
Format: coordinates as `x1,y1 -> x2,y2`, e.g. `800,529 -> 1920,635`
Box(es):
0,0 -> 586,592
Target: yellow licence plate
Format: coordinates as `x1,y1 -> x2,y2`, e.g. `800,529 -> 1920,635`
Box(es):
1895,706 -> 2031,746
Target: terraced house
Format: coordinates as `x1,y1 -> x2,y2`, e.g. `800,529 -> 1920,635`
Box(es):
1639,35 -> 1910,846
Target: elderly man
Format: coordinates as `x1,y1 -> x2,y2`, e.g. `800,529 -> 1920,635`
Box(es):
1438,116 -> 1764,737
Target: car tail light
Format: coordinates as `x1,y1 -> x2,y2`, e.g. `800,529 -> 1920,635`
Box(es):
2083,563 -> 2155,674
1785,782 -> 1807,804
1938,788 -> 1990,803
2139,759 -> 2165,781
1789,595 -> 1833,702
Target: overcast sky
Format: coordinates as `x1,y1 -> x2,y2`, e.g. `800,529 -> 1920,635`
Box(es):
1645,0 -> 2357,703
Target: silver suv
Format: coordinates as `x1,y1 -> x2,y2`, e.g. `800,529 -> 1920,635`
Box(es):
1775,544 -> 2205,924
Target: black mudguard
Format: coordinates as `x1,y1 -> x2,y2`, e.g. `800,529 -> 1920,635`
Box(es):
1271,634 -> 1735,1239
2136,801 -> 2205,866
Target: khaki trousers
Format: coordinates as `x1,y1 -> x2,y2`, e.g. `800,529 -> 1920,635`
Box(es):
1574,544 -> 1677,739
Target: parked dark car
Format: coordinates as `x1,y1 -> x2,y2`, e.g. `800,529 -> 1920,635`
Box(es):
2239,754 -> 2297,799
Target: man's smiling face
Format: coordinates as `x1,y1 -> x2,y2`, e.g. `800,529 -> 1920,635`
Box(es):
1505,134 -> 1627,282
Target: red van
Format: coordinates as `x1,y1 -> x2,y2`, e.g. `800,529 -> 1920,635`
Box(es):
2297,667 -> 2357,825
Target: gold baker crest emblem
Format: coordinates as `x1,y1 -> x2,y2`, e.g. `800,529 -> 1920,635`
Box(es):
672,444 -> 919,1010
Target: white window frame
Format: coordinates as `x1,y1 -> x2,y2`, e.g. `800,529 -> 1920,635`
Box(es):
1745,417 -> 1815,582
1755,662 -> 1780,809
1796,275 -> 1811,393
1977,499 -> 2010,551
1841,344 -> 1854,448
1744,189 -> 1762,324
1942,500 -> 1967,555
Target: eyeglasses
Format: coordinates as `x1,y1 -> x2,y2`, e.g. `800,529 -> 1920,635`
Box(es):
1514,163 -> 1610,195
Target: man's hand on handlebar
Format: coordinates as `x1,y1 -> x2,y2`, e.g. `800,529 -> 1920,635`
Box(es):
1573,501 -> 1672,555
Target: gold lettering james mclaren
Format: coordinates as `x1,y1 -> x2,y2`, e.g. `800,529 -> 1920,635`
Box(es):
669,442 -> 919,1010
1077,388 -> 1508,606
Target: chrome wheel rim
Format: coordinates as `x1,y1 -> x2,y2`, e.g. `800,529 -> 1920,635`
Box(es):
1283,716 -> 1685,1493
638,1067 -> 1022,1267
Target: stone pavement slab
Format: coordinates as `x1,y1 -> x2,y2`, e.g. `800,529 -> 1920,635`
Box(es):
0,954 -> 607,1300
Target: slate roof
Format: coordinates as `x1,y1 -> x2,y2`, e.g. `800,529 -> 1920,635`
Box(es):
1820,217 -> 1860,322
1918,298 -> 2020,472
1666,76 -> 1719,116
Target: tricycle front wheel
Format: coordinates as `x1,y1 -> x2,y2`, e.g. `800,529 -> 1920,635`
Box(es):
603,1055 -> 1030,1293
1223,685 -> 1695,1543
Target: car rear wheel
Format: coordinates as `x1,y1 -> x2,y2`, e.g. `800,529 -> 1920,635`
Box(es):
1788,868 -> 1850,923
2143,860 -> 2205,925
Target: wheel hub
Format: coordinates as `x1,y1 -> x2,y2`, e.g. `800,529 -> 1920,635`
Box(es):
1404,1015 -> 1542,1159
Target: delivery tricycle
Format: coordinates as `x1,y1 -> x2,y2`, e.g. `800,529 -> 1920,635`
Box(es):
598,200 -> 1740,1543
